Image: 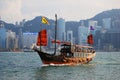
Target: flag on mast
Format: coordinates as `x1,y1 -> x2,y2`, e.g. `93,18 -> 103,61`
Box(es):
41,16 -> 50,25
90,26 -> 94,30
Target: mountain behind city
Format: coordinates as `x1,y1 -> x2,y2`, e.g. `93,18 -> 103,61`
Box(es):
1,9 -> 120,33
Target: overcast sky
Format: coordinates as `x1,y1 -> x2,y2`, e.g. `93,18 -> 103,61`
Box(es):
0,0 -> 120,24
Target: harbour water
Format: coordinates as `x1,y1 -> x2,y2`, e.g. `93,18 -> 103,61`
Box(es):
0,52 -> 120,80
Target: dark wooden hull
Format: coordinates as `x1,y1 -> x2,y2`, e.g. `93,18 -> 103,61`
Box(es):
35,49 -> 94,66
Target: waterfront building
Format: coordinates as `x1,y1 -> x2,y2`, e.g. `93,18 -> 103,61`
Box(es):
89,20 -> 97,28
101,29 -> 120,51
96,26 -> 102,30
18,28 -> 23,49
15,19 -> 26,27
57,18 -> 66,41
15,21 -> 19,27
102,18 -> 111,29
88,20 -> 98,35
14,36 -> 19,50
6,30 -> 16,50
20,19 -> 26,27
78,25 -> 89,45
112,19 -> 120,29
0,22 -> 6,49
67,30 -> 73,43
23,32 -> 38,49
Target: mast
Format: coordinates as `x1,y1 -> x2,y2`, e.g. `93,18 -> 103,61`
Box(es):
54,14 -> 57,55
40,23 -> 42,51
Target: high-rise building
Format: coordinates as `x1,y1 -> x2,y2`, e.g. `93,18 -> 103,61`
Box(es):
18,28 -> 23,49
20,19 -> 26,27
57,18 -> 66,41
15,21 -> 19,27
67,30 -> 73,43
89,20 -> 98,27
0,22 -> 6,49
14,36 -> 19,50
15,19 -> 26,27
23,32 -> 38,49
102,18 -> 111,29
6,30 -> 16,50
88,20 -> 98,35
78,25 -> 89,45
112,19 -> 120,29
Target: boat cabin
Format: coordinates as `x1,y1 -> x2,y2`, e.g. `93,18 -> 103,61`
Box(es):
60,43 -> 95,58
60,43 -> 73,57
73,45 -> 95,58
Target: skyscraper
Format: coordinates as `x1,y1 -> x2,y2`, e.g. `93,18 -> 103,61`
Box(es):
0,22 -> 6,49
18,28 -> 23,49
6,30 -> 16,50
23,32 -> 38,49
78,25 -> 89,45
88,20 -> 98,35
57,18 -> 66,41
67,30 -> 73,43
102,18 -> 111,29
89,20 -> 98,27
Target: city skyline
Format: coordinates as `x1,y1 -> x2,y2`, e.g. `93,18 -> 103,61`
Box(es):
0,0 -> 120,23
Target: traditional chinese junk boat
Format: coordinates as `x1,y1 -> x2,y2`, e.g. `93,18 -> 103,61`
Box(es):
33,14 -> 96,66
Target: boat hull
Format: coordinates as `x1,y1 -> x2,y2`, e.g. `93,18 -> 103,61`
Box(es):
35,49 -> 96,66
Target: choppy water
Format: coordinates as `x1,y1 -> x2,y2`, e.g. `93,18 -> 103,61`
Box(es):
0,52 -> 120,80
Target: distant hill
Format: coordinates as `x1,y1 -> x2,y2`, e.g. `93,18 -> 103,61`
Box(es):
65,9 -> 120,36
85,9 -> 120,27
0,20 -> 15,29
1,9 -> 120,34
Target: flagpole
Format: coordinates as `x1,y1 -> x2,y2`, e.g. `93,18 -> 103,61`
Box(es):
54,14 -> 57,55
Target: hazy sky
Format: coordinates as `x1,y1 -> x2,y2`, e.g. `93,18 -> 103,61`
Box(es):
0,0 -> 120,23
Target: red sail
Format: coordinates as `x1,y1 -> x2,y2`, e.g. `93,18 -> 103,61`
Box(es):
87,34 -> 94,45
37,29 -> 47,46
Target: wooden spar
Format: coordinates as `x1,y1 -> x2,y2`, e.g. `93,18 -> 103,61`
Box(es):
40,23 -> 42,51
54,14 -> 57,55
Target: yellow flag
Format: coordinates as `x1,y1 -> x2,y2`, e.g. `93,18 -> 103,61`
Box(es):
41,16 -> 50,25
